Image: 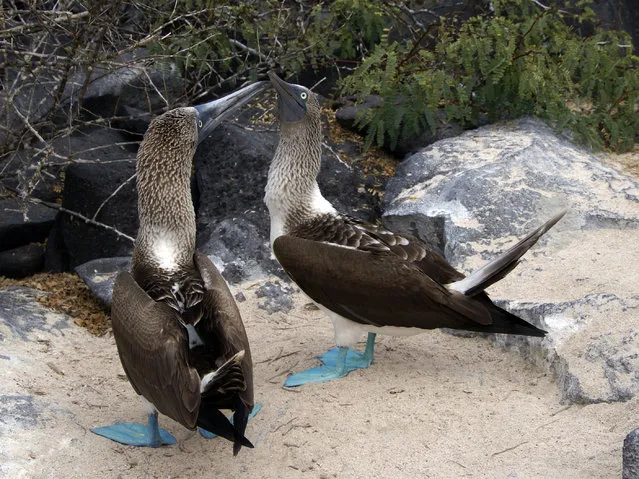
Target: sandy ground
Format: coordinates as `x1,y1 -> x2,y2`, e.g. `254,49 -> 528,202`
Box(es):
1,278 -> 636,479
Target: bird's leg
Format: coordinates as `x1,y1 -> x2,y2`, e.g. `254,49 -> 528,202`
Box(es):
351,332 -> 376,366
362,332 -> 376,365
146,411 -> 163,447
284,333 -> 377,387
199,403 -> 263,439
91,410 -> 176,447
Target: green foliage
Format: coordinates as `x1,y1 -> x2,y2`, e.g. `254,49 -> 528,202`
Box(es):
144,0 -> 388,96
341,0 -> 638,153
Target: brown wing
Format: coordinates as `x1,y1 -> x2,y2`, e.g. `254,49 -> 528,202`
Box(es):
110,272 -> 201,429
193,252 -> 255,455
193,252 -> 254,409
292,214 -> 464,284
273,235 -> 492,330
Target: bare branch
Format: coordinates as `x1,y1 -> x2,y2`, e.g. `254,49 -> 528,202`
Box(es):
229,39 -> 268,63
31,196 -> 135,243
92,172 -> 137,221
3,186 -> 135,242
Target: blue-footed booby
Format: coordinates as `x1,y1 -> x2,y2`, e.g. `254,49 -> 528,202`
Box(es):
91,81 -> 267,453
265,71 -> 565,387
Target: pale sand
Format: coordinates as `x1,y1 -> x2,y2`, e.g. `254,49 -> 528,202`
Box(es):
1,280 -> 636,479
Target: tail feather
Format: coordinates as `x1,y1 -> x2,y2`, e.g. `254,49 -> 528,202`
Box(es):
231,400 -> 251,456
198,351 -> 253,455
479,296 -> 546,337
197,406 -> 254,453
449,210 -> 566,296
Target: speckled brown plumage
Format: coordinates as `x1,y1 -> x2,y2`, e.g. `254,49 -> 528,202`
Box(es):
290,213 -> 464,284
264,92 -> 328,240
133,108 -> 198,276
265,73 -> 556,343
112,105 -> 254,454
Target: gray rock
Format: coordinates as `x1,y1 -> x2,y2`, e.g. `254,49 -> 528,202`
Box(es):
0,243 -> 45,278
255,280 -> 296,314
493,294 -> 639,404
335,96 -> 384,131
49,126 -> 138,165
50,160 -> 138,270
591,0 -> 639,53
624,428 -> 639,479
60,49 -> 183,125
43,213 -> 68,273
0,287 -> 69,341
383,117 -> 639,403
198,217 -> 282,284
194,121 -> 277,282
75,257 -> 131,308
1,126 -> 136,204
0,199 -> 57,251
0,395 -> 40,428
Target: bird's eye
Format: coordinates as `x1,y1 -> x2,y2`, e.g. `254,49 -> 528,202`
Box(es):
300,92 -> 308,100
198,120 -> 203,128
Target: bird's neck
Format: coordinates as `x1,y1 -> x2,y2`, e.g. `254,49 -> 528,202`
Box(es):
134,157 -> 196,272
265,123 -> 334,244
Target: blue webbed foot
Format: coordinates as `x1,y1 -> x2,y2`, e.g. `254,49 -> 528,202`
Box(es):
199,402 -> 262,439
283,360 -> 349,387
284,333 -> 377,387
92,412 -> 176,447
318,347 -> 373,370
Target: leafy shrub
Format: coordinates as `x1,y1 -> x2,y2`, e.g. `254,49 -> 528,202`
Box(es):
340,0 -> 638,152
145,0 -> 389,94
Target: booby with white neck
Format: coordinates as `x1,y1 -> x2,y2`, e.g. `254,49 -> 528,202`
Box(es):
265,71 -> 564,387
91,81 -> 267,453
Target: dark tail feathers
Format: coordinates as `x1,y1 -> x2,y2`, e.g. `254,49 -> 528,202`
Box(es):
449,210 -> 566,297
481,296 -> 546,337
197,405 -> 253,455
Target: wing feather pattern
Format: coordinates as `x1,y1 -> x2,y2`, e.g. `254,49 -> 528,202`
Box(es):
292,215 -> 464,284
111,272 -> 201,429
193,252 -> 254,455
273,235 -> 493,330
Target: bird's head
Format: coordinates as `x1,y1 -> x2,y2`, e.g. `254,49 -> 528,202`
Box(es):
268,71 -> 319,125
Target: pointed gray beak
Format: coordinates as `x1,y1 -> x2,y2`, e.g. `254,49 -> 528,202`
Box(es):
194,81 -> 268,144
268,71 -> 308,123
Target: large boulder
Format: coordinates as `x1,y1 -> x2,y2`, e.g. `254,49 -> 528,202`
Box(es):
47,160 -> 138,270
0,244 -> 46,279
624,428 -> 639,479
383,117 -> 639,404
74,257 -> 132,308
0,199 -> 56,251
64,50 -> 184,134
1,126 -> 135,204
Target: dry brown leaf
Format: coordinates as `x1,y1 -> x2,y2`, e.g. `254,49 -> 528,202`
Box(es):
0,272 -> 111,336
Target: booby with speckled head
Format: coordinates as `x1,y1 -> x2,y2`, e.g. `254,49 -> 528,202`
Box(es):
91,81 -> 267,453
264,71 -> 565,387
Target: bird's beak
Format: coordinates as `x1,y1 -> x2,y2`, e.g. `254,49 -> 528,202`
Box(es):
194,81 -> 269,144
268,71 -> 307,123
